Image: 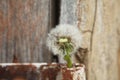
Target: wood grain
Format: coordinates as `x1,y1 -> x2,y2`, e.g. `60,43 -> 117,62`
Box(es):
0,0 -> 52,63
60,0 -> 120,80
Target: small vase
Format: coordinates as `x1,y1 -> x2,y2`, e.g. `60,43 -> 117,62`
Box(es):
61,63 -> 86,80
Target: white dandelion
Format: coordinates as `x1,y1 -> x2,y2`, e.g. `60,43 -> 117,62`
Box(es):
46,24 -> 82,67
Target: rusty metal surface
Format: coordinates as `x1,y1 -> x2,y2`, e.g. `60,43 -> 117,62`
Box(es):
0,63 -> 86,80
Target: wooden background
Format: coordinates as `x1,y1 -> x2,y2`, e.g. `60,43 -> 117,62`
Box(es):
0,0 -> 120,80
0,0 -> 55,63
60,0 -> 120,80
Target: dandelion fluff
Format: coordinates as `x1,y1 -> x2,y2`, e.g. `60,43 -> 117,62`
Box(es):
46,24 -> 82,55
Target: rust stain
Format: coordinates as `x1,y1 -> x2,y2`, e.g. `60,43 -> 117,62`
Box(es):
40,63 -> 60,80
0,65 -> 38,80
0,64 -> 85,80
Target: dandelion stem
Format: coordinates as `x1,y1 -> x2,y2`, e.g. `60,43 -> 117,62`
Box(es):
64,47 -> 72,68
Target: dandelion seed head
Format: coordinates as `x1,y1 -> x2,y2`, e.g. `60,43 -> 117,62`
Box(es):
46,24 -> 82,55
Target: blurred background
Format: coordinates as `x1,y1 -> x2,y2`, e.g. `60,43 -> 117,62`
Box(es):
0,0 -> 120,80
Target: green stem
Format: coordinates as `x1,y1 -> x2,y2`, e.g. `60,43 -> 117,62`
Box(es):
64,48 -> 72,68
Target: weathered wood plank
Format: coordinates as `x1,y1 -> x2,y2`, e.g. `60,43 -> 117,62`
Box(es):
0,0 -> 52,63
60,0 -> 120,80
60,0 -> 77,25
88,0 -> 120,80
